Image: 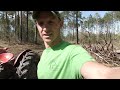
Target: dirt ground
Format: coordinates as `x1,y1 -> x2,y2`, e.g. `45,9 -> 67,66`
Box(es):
0,40 -> 44,56
1,40 -> 120,67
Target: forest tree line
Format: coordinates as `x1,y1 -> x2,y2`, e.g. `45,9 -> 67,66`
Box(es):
0,11 -> 120,50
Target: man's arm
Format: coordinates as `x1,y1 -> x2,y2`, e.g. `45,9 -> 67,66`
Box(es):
81,61 -> 120,79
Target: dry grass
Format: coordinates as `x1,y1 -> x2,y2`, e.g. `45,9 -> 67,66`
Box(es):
0,40 -> 44,56
1,40 -> 120,67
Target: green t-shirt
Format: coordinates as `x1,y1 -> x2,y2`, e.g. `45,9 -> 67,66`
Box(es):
37,41 -> 94,79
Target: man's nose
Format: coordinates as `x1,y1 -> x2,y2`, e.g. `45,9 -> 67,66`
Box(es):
42,24 -> 49,31
43,27 -> 47,31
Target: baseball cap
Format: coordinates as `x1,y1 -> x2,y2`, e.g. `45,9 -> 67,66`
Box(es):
32,11 -> 61,21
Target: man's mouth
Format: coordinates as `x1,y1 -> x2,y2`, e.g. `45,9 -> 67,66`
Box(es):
43,33 -> 52,36
43,33 -> 52,38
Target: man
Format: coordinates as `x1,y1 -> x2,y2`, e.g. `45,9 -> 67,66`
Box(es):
32,11 -> 120,79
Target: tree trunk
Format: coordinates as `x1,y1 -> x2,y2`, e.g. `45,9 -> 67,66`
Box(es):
26,11 -> 28,42
76,11 -> 79,44
20,11 -> 23,43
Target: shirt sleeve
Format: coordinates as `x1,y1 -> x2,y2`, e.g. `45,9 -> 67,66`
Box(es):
70,45 -> 95,79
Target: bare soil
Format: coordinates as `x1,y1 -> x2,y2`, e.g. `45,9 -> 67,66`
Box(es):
1,40 -> 120,67
0,40 -> 44,56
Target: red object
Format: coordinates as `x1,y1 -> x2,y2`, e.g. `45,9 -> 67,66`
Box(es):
0,53 -> 14,63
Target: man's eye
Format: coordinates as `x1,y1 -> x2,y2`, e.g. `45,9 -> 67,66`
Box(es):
48,21 -> 54,24
38,22 -> 44,26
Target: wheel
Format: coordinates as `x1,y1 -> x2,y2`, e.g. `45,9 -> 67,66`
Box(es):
16,50 -> 40,79
0,62 -> 17,79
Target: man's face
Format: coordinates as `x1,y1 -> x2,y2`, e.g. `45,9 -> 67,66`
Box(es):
36,11 -> 62,45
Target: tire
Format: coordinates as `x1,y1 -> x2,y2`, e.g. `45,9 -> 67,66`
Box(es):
0,62 -> 17,79
16,50 -> 40,79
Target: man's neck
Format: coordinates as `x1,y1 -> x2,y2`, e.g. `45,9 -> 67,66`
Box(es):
44,38 -> 62,48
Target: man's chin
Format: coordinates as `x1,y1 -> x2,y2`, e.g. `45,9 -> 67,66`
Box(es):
44,39 -> 52,43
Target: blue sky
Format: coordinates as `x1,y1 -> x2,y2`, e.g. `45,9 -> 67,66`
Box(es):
59,11 -> 108,18
81,11 -> 108,18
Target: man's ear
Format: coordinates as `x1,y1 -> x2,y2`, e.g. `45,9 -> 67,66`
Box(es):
35,21 -> 38,27
35,20 -> 37,24
60,20 -> 63,27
